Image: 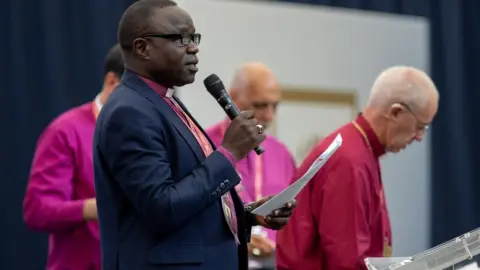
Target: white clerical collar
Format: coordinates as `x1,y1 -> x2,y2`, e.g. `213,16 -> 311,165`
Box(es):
166,88 -> 175,98
94,93 -> 103,112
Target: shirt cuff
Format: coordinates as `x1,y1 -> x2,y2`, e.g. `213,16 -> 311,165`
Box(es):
217,146 -> 237,167
65,199 -> 88,223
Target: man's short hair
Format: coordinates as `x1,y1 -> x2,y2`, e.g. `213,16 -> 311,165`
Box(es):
117,0 -> 178,51
367,66 -> 437,110
103,44 -> 124,77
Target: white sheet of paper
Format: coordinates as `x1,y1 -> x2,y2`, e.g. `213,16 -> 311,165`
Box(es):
251,133 -> 343,216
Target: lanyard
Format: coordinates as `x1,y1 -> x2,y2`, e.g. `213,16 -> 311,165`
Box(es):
254,154 -> 263,200
353,120 -> 391,251
138,75 -> 239,240
352,120 -> 382,187
92,93 -> 103,120
171,99 -> 239,243
352,120 -> 372,154
170,98 -> 213,155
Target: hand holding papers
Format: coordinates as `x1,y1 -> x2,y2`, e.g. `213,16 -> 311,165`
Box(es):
251,134 -> 343,216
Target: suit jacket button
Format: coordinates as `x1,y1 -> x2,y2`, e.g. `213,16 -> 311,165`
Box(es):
212,191 -> 217,196
216,187 -> 221,193
220,183 -> 225,189
225,179 -> 230,184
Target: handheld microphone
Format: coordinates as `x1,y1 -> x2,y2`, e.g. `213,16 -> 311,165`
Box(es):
204,74 -> 264,155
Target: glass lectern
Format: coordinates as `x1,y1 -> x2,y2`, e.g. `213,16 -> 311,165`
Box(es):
365,228 -> 480,270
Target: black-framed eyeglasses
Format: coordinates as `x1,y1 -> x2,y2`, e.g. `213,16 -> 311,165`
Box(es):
398,102 -> 430,133
139,33 -> 201,46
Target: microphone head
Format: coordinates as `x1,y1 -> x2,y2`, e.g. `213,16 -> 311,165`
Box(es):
204,74 -> 226,98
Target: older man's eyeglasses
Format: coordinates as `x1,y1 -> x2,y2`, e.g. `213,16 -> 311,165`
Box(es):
398,102 -> 430,133
140,33 -> 201,46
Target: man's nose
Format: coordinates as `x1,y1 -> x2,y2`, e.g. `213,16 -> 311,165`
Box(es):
415,133 -> 424,142
187,42 -> 199,54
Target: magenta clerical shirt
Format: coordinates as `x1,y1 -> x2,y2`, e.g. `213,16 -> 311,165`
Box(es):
23,102 -> 100,270
206,119 -> 296,242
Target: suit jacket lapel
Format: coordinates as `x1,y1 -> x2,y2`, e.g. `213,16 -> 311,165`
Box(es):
121,71 -> 205,162
174,97 -> 218,147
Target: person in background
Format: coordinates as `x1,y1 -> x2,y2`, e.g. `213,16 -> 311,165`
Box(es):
207,62 -> 296,266
23,44 -> 124,270
276,66 -> 439,270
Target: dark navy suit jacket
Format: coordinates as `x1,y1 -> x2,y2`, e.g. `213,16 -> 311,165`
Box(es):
93,70 -> 252,270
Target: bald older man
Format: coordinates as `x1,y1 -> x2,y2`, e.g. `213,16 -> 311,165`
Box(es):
276,66 -> 439,270
206,63 -> 296,262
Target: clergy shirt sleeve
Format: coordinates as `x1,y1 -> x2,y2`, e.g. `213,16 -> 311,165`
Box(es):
314,157 -> 371,270
23,125 -> 86,232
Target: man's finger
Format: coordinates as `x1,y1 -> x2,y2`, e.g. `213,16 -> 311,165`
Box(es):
286,199 -> 297,208
269,208 -> 294,218
266,217 -> 290,229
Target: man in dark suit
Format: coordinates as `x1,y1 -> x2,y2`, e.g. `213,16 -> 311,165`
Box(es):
93,1 -> 296,270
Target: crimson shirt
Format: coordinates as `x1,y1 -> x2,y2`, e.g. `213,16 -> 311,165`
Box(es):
276,115 -> 392,270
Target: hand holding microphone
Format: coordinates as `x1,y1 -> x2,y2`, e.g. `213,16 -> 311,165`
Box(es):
204,74 -> 266,161
221,111 -> 266,160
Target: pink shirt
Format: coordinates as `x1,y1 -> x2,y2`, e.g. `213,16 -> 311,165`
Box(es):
206,119 -> 296,241
23,102 -> 100,270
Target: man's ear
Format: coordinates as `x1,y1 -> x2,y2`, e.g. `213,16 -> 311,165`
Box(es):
388,103 -> 404,121
132,38 -> 150,60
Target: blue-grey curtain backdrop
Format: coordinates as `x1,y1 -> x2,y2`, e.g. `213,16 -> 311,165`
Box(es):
0,0 -> 134,269
278,0 -> 480,248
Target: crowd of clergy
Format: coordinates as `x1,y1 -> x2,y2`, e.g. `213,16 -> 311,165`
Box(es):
22,40 -> 439,270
